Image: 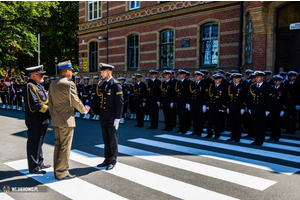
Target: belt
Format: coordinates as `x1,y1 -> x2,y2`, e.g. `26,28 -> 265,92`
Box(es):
83,95 -> 88,97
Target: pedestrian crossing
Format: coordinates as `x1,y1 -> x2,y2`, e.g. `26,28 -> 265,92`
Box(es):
4,132 -> 300,200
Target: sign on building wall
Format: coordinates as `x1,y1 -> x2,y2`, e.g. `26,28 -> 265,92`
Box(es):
83,59 -> 88,72
290,22 -> 300,30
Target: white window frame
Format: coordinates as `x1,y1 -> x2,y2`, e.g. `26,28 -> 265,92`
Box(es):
160,30 -> 174,69
200,23 -> 219,66
129,1 -> 140,10
88,1 -> 101,21
245,14 -> 252,64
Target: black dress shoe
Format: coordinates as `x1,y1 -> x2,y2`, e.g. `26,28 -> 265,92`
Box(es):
29,169 -> 46,174
106,163 -> 115,170
251,142 -> 257,145
60,174 -> 76,180
181,131 -> 187,134
175,130 -> 182,133
147,126 -> 153,129
166,128 -> 173,132
150,127 -> 157,130
162,128 -> 168,131
227,138 -> 234,141
40,164 -> 51,169
213,136 -> 219,139
97,161 -> 108,167
245,134 -> 252,138
204,134 -> 212,138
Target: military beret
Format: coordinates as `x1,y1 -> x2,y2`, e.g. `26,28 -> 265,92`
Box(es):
288,71 -> 298,76
194,71 -> 204,76
213,73 -> 223,79
99,63 -> 114,71
58,60 -> 73,70
149,70 -> 158,74
264,71 -> 272,75
254,71 -> 265,76
273,75 -> 283,81
26,65 -> 46,74
231,73 -> 242,79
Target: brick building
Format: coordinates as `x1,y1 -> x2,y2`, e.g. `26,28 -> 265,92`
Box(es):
78,1 -> 300,80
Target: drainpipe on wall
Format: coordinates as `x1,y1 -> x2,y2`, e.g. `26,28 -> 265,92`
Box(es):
107,1 -> 109,64
237,1 -> 243,72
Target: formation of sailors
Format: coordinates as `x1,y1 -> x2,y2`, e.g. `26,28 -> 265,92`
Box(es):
1,69 -> 299,145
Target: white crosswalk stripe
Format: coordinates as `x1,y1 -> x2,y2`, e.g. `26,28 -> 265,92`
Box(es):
0,193 -> 15,200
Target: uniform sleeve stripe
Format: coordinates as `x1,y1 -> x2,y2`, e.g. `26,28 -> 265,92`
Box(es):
116,91 -> 123,95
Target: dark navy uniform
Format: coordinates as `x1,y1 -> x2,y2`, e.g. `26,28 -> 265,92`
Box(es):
0,80 -> 7,106
129,82 -> 136,119
91,80 -> 100,120
23,66 -> 50,174
133,80 -> 147,127
16,79 -> 23,109
227,77 -> 246,142
206,77 -> 228,139
121,82 -> 129,119
284,80 -> 299,135
188,77 -> 208,136
160,73 -> 176,131
248,74 -> 273,146
146,74 -> 161,129
42,81 -> 50,92
82,82 -> 92,105
89,77 -> 124,166
11,79 -> 18,108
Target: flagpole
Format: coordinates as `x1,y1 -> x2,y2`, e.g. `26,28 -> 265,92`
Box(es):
38,34 -> 40,65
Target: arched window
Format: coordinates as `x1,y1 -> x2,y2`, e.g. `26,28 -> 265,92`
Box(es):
160,30 -> 174,69
200,23 -> 218,66
277,2 -> 300,28
89,42 -> 98,72
245,14 -> 252,64
128,34 -> 139,70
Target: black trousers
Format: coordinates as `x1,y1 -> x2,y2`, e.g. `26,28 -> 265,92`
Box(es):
177,106 -> 189,133
252,113 -> 267,145
171,106 -> 177,128
191,106 -> 204,135
269,111 -> 282,141
229,110 -> 242,142
135,104 -> 144,126
243,111 -> 253,136
101,121 -> 118,164
11,93 -> 17,106
148,102 -> 159,128
17,92 -> 22,107
93,102 -> 100,115
0,92 -> 6,104
122,102 -> 128,118
285,107 -> 297,134
27,124 -> 48,172
163,104 -> 173,130
129,96 -> 135,114
207,110 -> 225,138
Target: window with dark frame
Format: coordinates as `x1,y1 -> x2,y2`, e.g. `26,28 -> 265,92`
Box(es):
89,42 -> 98,72
160,30 -> 174,69
88,1 -> 101,21
128,35 -> 139,70
245,14 -> 252,64
200,23 -> 218,66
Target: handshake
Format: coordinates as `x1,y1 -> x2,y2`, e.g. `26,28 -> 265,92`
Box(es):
84,105 -> 90,114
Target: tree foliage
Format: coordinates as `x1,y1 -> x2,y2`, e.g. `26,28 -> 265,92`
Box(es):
0,1 -> 79,77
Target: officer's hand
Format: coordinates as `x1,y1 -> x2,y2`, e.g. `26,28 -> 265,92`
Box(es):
226,108 -> 229,114
207,107 -> 209,110
86,99 -> 89,103
296,105 -> 300,110
218,109 -> 225,113
20,89 -> 22,92
265,111 -> 270,116
202,105 -> 207,113
241,109 -> 245,115
80,92 -> 82,96
142,102 -> 146,107
170,102 -> 174,108
280,111 -> 285,117
114,119 -> 120,130
186,104 -> 190,111
157,101 -> 161,107
84,105 -> 90,114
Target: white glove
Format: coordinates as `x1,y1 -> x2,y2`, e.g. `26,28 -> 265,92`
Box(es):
186,104 -> 190,111
265,111 -> 270,116
280,111 -> 285,117
296,105 -> 300,110
127,91 -> 130,94
142,102 -> 146,107
202,105 -> 207,113
84,105 -> 90,114
219,109 -> 225,113
20,89 -> 22,92
207,107 -> 209,110
226,108 -> 229,114
80,92 -> 82,96
249,109 -> 251,114
114,119 -> 120,130
86,99 -> 89,103
241,109 -> 245,115
170,102 -> 174,109
157,101 -> 160,107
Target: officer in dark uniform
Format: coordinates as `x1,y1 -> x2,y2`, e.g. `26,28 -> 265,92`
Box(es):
16,78 -> 23,110
284,71 -> 300,135
129,76 -> 136,120
11,77 -> 18,110
269,75 -> 287,141
174,69 -> 190,134
74,76 -> 84,118
146,70 -> 161,130
279,72 -> 288,86
263,71 -> 274,86
42,75 -> 50,92
170,70 -> 177,128
117,77 -> 129,124
23,65 -> 51,174
133,73 -> 147,127
0,79 -> 7,108
91,76 -> 100,121
227,73 -> 246,142
82,77 -> 92,120
243,71 -> 255,137
205,73 -> 228,139
144,77 -> 150,122
50,77 -> 56,83
185,71 -> 192,130
248,71 -> 273,146
6,79 -> 12,109
88,63 -> 124,170
161,70 -> 176,131
188,71 -> 208,137
23,76 -> 29,84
